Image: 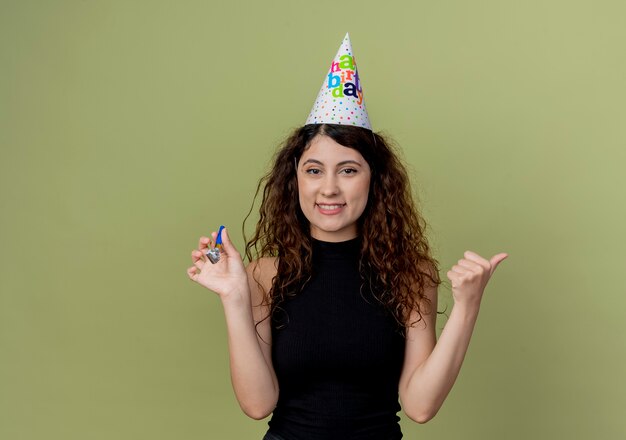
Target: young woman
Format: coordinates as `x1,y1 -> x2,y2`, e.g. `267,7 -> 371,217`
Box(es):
187,35 -> 507,440
186,124 -> 507,439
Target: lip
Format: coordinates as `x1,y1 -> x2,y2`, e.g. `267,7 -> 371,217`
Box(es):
316,203 -> 346,215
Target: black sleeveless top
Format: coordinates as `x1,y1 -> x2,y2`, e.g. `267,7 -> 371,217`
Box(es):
266,237 -> 406,440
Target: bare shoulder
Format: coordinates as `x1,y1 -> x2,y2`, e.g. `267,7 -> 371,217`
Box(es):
245,257 -> 278,309
417,259 -> 439,290
246,257 -> 278,291
246,256 -> 278,277
405,259 -> 438,320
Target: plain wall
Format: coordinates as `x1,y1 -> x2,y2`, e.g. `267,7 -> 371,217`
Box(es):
1,1 -> 625,438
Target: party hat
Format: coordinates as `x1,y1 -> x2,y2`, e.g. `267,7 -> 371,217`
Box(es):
305,33 -> 371,130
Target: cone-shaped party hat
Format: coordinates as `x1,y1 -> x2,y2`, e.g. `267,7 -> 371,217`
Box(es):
305,33 -> 371,130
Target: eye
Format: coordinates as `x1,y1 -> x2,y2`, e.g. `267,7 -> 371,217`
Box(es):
305,168 -> 322,175
340,168 -> 358,175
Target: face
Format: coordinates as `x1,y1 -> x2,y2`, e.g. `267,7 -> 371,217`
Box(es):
296,134 -> 371,242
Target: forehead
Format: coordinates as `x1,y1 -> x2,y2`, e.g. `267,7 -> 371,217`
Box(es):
301,135 -> 365,163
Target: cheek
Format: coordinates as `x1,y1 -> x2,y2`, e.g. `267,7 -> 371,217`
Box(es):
360,177 -> 372,200
296,177 -> 305,193
353,179 -> 371,210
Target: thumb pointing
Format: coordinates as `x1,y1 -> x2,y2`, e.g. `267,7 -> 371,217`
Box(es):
489,253 -> 508,276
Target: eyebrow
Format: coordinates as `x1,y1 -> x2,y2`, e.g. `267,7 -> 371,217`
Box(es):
302,159 -> 363,167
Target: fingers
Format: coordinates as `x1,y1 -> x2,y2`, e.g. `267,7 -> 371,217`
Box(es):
447,252 -> 487,284
447,250 -> 509,284
196,230 -> 219,262
187,265 -> 199,281
446,250 -> 508,300
463,251 -> 490,269
198,235 -> 212,252
191,249 -> 206,269
192,233 -> 215,272
220,227 -> 240,257
188,228 -> 230,282
489,253 -> 509,275
462,250 -> 509,275
456,258 -> 480,271
191,227 -> 225,267
448,265 -> 467,276
446,270 -> 460,288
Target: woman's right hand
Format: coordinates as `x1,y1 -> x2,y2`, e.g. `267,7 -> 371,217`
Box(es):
187,227 -> 249,303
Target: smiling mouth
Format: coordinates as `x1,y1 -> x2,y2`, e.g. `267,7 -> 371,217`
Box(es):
316,203 -> 346,210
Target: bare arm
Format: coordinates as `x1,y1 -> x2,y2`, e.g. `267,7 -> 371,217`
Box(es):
399,251 -> 508,423
399,291 -> 479,423
187,227 -> 278,419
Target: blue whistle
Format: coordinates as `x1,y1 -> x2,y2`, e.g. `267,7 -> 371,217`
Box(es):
206,225 -> 226,264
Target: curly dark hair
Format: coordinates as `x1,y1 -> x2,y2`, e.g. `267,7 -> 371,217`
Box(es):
243,123 -> 442,331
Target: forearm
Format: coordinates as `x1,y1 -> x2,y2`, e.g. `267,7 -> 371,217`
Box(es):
222,295 -> 278,419
403,302 -> 480,421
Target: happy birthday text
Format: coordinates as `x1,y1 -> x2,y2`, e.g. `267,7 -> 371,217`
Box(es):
326,55 -> 363,105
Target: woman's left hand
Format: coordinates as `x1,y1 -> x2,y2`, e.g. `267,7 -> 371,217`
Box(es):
446,251 -> 508,309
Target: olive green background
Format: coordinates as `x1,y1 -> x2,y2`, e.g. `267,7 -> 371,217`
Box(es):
1,0 -> 625,439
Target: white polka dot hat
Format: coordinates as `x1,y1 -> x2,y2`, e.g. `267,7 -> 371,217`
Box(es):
305,33 -> 371,130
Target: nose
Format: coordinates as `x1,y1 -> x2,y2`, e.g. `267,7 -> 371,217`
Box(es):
320,174 -> 339,197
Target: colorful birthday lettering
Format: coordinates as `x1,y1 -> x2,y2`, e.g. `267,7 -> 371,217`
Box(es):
326,55 -> 363,102
339,54 -> 354,69
305,33 -> 371,130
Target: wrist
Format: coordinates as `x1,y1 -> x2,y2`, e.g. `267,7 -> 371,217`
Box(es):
220,285 -> 251,309
451,301 -> 480,320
